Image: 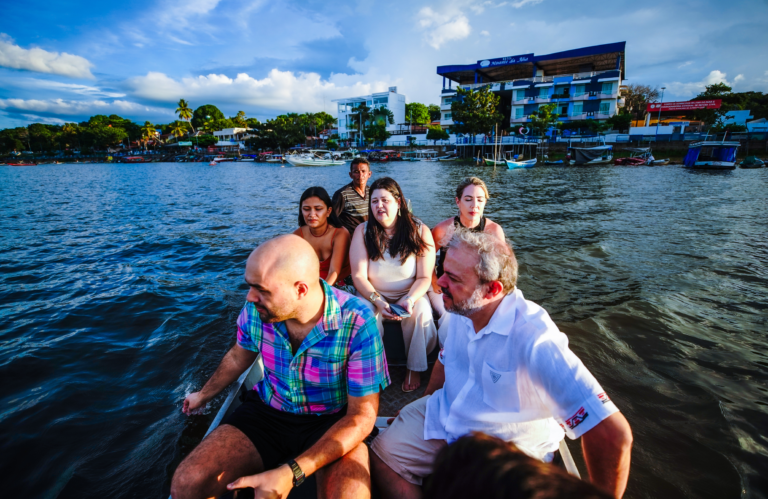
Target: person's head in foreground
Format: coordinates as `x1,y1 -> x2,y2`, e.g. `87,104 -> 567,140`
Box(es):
244,234 -> 321,323
437,227 -> 517,316
425,432 -> 612,499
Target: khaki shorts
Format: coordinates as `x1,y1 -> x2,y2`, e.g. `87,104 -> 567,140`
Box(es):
370,396 -> 447,485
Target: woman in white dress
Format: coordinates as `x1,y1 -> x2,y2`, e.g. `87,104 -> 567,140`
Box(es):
350,177 -> 437,392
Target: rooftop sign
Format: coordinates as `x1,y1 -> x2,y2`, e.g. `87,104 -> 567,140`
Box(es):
647,100 -> 722,112
478,54 -> 534,69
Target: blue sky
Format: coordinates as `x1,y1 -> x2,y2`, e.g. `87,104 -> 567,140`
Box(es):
1,0 -> 766,129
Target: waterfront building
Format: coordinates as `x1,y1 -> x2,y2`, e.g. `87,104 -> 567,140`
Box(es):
333,87 -> 406,143
213,128 -> 254,150
436,42 -> 626,130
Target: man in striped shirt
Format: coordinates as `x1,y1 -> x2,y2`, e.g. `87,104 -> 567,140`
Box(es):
172,235 -> 390,499
333,158 -> 372,234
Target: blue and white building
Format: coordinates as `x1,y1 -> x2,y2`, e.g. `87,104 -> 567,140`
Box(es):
333,87 -> 406,143
436,42 -> 626,129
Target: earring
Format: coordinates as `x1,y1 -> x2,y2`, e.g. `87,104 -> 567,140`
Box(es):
398,207 -> 401,216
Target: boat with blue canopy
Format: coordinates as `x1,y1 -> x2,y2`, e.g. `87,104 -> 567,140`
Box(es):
683,141 -> 740,170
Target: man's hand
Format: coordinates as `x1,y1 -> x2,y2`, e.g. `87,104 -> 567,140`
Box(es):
182,391 -> 208,415
227,464 -> 294,499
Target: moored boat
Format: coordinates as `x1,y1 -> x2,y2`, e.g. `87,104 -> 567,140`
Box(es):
568,145 -> 613,165
683,141 -> 740,170
506,158 -> 537,169
285,149 -> 346,167
739,156 -> 764,168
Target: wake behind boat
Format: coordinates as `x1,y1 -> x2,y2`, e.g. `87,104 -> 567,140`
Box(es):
286,149 -> 346,167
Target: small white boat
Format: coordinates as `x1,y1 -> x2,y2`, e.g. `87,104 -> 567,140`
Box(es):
265,154 -> 284,163
684,141 -> 740,170
286,149 -> 346,167
211,156 -> 235,163
400,152 -> 420,162
506,158 -> 537,169
415,150 -> 438,161
237,157 -> 255,162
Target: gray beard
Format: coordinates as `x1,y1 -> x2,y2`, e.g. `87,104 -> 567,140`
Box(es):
448,286 -> 486,317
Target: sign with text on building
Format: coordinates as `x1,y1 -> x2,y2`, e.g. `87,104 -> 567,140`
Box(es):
647,100 -> 721,112
478,54 -> 534,68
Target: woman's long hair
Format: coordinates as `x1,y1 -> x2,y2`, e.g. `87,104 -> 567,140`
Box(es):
365,177 -> 429,263
298,186 -> 341,228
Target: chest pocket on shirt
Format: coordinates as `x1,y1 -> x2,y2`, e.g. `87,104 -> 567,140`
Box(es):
481,361 -> 520,413
304,352 -> 346,386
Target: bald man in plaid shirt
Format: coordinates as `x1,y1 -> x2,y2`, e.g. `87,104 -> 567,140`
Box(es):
172,235 -> 390,499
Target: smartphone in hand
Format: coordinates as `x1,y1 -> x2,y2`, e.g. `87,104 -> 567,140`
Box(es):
388,303 -> 412,318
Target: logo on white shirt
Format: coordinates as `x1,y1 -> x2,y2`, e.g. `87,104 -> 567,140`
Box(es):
598,392 -> 611,405
491,371 -> 501,383
565,407 -> 588,430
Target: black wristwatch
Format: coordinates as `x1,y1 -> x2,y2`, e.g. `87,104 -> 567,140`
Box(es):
287,459 -> 305,487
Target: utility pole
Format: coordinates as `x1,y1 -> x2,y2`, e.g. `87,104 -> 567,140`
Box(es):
655,87 -> 666,142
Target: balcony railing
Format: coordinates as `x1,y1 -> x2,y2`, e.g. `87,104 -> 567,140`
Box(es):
459,69 -> 619,91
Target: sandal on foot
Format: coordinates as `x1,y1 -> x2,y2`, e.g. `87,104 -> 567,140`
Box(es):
402,371 -> 418,393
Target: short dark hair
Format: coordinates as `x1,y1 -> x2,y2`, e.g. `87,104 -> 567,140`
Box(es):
425,432 -> 612,499
350,157 -> 370,170
298,186 -> 342,228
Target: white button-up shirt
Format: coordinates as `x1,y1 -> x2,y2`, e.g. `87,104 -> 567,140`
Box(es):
424,289 -> 618,460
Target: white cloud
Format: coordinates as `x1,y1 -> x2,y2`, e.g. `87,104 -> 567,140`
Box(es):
0,98 -> 173,117
664,70 -> 733,99
677,61 -> 693,69
0,77 -> 125,98
511,0 -> 543,8
0,34 -> 94,79
417,7 -> 471,49
733,74 -> 745,84
480,30 -> 490,36
124,70 -> 393,113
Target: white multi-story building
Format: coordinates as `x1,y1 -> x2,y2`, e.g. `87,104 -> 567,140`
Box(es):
334,87 -> 406,143
213,128 -> 254,150
437,42 -> 626,131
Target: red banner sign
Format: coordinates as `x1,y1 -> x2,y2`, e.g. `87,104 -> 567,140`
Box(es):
646,99 -> 721,112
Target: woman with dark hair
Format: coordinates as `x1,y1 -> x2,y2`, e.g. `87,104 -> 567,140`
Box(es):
292,186 -> 351,286
428,177 -> 506,319
350,177 -> 437,392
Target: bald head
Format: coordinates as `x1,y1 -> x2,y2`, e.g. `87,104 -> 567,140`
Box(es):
244,235 -> 322,323
247,234 -> 320,286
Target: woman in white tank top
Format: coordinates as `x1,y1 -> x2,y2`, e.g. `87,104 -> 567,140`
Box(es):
350,177 -> 437,392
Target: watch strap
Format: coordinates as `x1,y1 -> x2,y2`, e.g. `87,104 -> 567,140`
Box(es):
287,459 -> 305,487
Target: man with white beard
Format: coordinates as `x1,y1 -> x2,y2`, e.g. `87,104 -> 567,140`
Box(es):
370,228 -> 634,499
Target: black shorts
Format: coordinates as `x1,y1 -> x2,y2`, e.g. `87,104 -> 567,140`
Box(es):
223,390 -> 347,471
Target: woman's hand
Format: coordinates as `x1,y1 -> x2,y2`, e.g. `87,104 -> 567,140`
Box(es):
396,296 -> 414,315
376,297 -> 401,321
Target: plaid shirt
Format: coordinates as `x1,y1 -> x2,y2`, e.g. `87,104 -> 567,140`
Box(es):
236,280 -> 390,415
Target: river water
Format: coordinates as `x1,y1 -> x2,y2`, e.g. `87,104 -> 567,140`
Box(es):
0,162 -> 766,498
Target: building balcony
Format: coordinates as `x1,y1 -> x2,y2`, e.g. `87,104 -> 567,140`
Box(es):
440,103 -> 453,111
441,119 -> 454,126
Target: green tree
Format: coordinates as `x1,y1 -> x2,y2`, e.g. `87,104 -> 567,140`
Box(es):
364,123 -> 391,145
169,121 -> 188,141
192,104 -> 225,128
176,99 -> 194,136
405,102 -> 430,125
372,106 -> 395,127
606,113 -> 633,133
232,110 -> 248,128
528,104 -> 560,137
426,125 -> 449,144
450,86 -> 503,140
352,104 -> 372,145
141,121 -> 157,150
692,83 -> 734,125
246,118 -> 261,128
428,104 -> 441,122
315,112 -> 337,131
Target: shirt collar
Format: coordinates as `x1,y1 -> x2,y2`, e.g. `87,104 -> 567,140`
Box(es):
462,288 -> 521,339
318,279 -> 341,332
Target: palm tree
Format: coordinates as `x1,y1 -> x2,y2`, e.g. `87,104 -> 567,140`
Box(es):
169,121 -> 188,142
141,121 -> 157,150
352,104 -> 372,147
372,106 -> 395,126
175,99 -> 194,138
